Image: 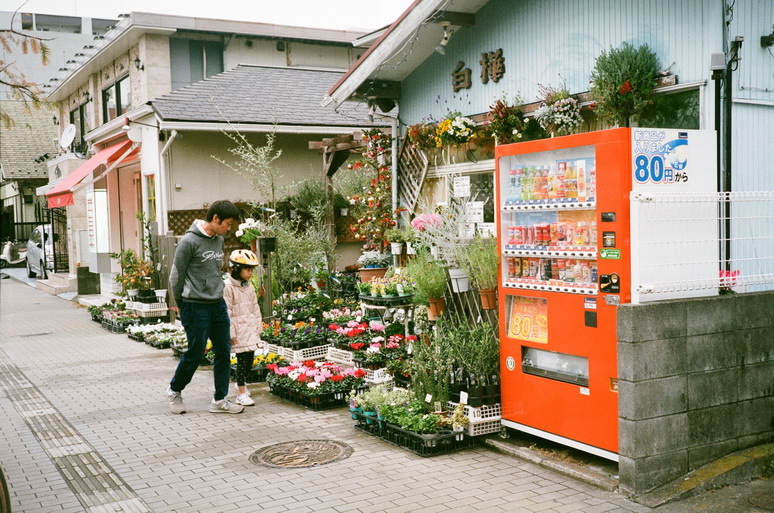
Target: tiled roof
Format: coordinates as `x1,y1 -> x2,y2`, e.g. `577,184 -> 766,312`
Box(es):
0,101 -> 59,180
152,65 -> 379,127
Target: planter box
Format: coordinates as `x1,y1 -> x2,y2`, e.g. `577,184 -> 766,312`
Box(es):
352,411 -> 474,457
326,346 -> 355,366
100,319 -> 136,334
281,343 -> 330,361
268,381 -> 351,411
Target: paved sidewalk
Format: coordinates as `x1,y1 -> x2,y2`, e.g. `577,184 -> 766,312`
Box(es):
0,277 -> 765,512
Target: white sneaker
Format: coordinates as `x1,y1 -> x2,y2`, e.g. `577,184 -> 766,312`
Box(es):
236,393 -> 255,406
234,384 -> 251,397
209,398 -> 244,414
166,386 -> 186,414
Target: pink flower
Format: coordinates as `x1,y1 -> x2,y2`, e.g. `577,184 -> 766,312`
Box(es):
386,342 -> 400,349
411,213 -> 442,232
369,321 -> 385,332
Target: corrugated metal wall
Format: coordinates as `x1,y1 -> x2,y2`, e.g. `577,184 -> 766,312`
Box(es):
401,0 -> 722,124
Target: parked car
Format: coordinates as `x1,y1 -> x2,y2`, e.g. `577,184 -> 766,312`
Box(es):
26,225 -> 55,279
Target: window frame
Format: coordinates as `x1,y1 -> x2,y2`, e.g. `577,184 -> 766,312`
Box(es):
102,74 -> 131,123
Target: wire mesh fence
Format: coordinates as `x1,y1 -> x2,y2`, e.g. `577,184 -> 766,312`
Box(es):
630,191 -> 774,303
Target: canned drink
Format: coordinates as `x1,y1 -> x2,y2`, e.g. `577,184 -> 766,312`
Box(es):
507,257 -> 517,278
591,265 -> 598,283
589,221 -> 597,245
551,257 -> 560,281
574,222 -> 587,246
513,225 -> 526,245
525,225 -> 535,246
520,257 -> 530,277
557,259 -> 567,281
581,262 -> 591,284
529,258 -> 540,278
541,224 -> 551,246
549,223 -> 559,246
565,223 -> 575,246
541,259 -> 552,281
557,222 -> 567,244
564,259 -> 575,282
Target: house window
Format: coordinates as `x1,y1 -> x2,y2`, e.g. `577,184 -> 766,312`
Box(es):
638,88 -> 700,130
102,75 -> 131,122
145,175 -> 157,221
69,103 -> 90,154
169,38 -> 224,91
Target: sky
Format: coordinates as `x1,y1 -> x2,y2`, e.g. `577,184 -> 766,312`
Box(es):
8,0 -> 415,31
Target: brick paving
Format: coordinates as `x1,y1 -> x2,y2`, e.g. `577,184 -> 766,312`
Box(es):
0,277 -> 657,512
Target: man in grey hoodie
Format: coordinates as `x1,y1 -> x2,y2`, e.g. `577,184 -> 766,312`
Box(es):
166,200 -> 244,414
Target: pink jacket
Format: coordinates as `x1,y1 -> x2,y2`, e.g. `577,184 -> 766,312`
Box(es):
223,276 -> 262,353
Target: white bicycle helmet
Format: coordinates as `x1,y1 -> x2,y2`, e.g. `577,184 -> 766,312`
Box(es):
230,249 -> 259,267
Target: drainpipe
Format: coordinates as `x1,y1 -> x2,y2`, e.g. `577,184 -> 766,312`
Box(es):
159,130 -> 178,235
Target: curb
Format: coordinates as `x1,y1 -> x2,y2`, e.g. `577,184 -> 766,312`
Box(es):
482,437 -> 620,492
635,442 -> 774,508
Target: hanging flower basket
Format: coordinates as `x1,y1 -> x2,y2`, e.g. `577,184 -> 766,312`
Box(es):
448,268 -> 470,293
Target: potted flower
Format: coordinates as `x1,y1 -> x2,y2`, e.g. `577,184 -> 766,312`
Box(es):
236,218 -> 276,253
460,233 -> 499,309
483,94 -> 526,145
534,82 -> 583,136
357,251 -> 392,283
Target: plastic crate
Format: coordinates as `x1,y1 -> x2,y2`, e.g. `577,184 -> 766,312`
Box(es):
326,347 -> 355,365
282,344 -> 330,361
468,419 -> 502,437
133,302 -> 167,312
264,343 -> 283,356
353,418 -> 474,457
268,382 -> 348,410
365,367 -> 392,384
447,402 -> 502,436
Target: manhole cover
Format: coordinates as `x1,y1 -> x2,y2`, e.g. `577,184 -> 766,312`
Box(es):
250,440 -> 353,468
749,492 -> 774,511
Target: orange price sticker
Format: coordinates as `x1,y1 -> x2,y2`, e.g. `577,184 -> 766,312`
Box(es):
507,296 -> 548,344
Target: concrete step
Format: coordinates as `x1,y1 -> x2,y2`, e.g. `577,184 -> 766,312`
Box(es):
35,272 -> 76,295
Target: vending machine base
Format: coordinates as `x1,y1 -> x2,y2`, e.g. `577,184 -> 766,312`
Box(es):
501,419 -> 619,462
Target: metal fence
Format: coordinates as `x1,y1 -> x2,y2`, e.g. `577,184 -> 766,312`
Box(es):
630,191 -> 774,303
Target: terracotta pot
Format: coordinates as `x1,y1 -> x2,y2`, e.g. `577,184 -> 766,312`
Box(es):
426,297 -> 446,320
359,267 -> 387,283
479,289 -> 497,310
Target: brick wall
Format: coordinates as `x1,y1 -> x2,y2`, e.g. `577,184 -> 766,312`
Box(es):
616,292 -> 774,495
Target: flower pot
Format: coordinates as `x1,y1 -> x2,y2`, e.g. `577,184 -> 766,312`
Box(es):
405,241 -> 416,255
154,289 -> 167,301
359,267 -> 387,283
448,268 -> 470,293
426,297 -> 446,320
390,242 -> 403,255
127,289 -> 139,299
258,236 -> 276,253
479,288 -> 497,310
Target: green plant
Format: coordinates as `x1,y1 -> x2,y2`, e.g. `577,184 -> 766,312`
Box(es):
111,248 -> 156,292
290,179 -> 329,224
384,228 -> 405,243
535,82 -> 583,136
484,94 -> 525,144
407,121 -> 438,150
437,315 -> 499,381
405,250 -> 446,300
589,42 -> 660,127
460,233 -> 499,290
447,402 -> 469,431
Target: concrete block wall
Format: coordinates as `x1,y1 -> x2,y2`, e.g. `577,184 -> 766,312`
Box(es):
617,292 -> 774,495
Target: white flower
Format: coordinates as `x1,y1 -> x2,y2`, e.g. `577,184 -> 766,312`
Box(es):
235,229 -> 244,237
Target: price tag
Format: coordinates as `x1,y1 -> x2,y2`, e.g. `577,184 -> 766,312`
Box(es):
434,401 -> 442,412
459,391 -> 469,405
425,394 -> 433,403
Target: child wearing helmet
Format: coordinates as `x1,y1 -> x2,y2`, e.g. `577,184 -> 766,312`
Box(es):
223,249 -> 263,406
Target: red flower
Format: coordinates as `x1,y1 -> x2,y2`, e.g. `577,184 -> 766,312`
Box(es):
406,335 -> 418,342
267,363 -> 278,372
330,375 -> 344,382
350,342 -> 365,350
618,80 -> 633,95
354,368 -> 367,378
297,373 -> 308,383
303,360 -> 316,368
329,323 -> 339,331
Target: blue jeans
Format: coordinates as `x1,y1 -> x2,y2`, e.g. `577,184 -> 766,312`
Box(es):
170,300 -> 231,401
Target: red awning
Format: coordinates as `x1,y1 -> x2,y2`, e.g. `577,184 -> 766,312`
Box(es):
46,140 -> 133,208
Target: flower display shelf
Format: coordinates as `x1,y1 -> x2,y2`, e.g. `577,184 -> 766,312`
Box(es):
267,381 -> 353,411
358,294 -> 413,307
352,413 -> 474,457
326,347 -> 355,366
447,402 -> 502,437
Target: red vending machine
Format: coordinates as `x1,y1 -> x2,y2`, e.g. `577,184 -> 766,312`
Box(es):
496,128 -> 633,461
496,127 -> 716,460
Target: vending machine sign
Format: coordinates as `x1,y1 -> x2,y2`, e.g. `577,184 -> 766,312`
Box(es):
631,129 -> 716,191
506,296 -> 548,344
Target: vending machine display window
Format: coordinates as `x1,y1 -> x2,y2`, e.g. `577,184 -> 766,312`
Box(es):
521,347 -> 589,387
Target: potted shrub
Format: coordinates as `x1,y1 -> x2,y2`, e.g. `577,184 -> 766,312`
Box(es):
385,228 -> 405,255
589,42 -> 660,127
357,251 -> 392,282
461,234 -> 499,310
405,250 -> 447,320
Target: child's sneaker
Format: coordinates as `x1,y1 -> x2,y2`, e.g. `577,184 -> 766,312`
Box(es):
236,393 -> 255,406
209,398 -> 244,414
166,386 -> 186,414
